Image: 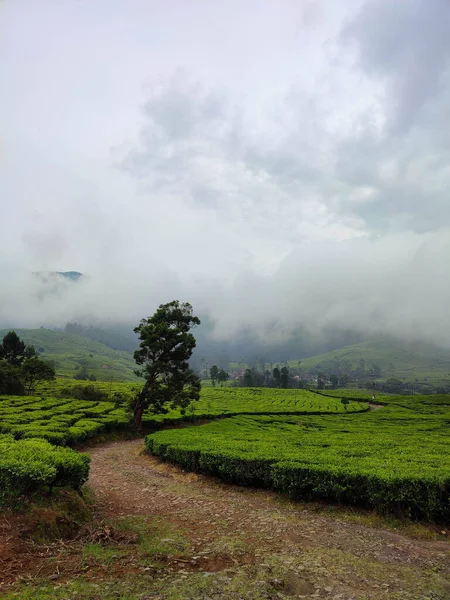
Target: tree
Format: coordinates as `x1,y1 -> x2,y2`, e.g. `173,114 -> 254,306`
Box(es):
74,366 -> 89,380
243,368 -> 253,387
0,331 -> 26,366
330,374 -> 339,389
383,378 -> 405,394
317,372 -> 326,390
132,301 -> 201,429
370,363 -> 382,378
217,369 -> 229,386
273,367 -> 280,387
21,356 -> 55,394
280,366 -> 289,388
0,362 -> 24,395
210,365 -> 219,387
0,332 -> 54,394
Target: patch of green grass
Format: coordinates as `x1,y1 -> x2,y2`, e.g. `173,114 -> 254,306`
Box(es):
116,516 -> 189,561
82,542 -> 128,565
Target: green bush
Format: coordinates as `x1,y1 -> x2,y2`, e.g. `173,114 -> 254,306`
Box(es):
0,434 -> 90,506
57,384 -> 109,401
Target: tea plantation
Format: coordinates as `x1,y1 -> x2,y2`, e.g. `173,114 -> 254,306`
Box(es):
146,394 -> 450,521
2,384 -> 450,522
0,386 -> 367,505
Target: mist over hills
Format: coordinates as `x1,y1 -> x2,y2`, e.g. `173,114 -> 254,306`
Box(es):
2,268 -> 450,388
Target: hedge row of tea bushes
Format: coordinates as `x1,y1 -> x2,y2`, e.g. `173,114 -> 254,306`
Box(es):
0,434 -> 90,506
146,398 -> 450,521
0,385 -> 369,506
0,395 -> 130,445
0,388 -> 367,444
141,387 -> 369,429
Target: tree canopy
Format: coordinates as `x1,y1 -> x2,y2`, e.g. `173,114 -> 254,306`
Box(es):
0,331 -> 55,394
132,301 -> 201,429
210,365 -> 219,386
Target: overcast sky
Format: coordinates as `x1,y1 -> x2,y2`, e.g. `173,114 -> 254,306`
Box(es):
2,0 -> 450,344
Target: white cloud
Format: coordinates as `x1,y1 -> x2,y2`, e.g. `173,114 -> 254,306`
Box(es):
1,0 -> 450,348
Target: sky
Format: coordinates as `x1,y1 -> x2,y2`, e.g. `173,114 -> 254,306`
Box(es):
1,0 -> 450,346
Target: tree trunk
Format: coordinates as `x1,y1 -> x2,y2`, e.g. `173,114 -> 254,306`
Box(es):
133,401 -> 145,431
133,381 -> 150,431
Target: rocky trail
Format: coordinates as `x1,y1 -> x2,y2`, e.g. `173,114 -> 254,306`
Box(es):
1,438 -> 450,599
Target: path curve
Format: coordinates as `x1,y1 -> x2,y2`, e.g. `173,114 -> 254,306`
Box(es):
87,438 -> 450,599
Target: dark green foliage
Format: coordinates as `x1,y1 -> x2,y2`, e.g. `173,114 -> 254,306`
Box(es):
0,332 -> 55,394
317,373 -> 326,390
272,367 -> 280,387
384,378 -> 406,393
74,366 -> 89,380
57,384 -> 109,401
0,331 -> 26,366
21,356 -> 55,394
330,374 -> 339,389
209,365 -> 219,386
243,369 -> 253,387
280,366 -> 289,388
217,369 -> 229,386
132,301 -> 201,428
0,362 -> 24,395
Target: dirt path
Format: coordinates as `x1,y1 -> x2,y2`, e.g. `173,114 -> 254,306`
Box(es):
85,439 -> 450,600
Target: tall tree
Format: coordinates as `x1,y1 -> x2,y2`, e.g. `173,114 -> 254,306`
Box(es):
330,374 -> 339,389
317,372 -> 326,390
272,367 -> 280,388
217,369 -> 229,386
280,366 -> 289,388
21,357 -> 55,394
210,365 -> 219,387
132,301 -> 201,429
243,368 -> 253,387
0,332 -> 54,394
0,331 -> 26,366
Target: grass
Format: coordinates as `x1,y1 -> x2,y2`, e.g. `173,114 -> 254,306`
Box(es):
116,515 -> 189,562
82,543 -> 128,564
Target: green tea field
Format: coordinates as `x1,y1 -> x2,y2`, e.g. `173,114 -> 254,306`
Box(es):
146,393 -> 450,521
1,385 -> 450,600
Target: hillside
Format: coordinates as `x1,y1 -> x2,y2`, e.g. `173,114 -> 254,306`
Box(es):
0,328 -> 138,382
292,338 -> 450,384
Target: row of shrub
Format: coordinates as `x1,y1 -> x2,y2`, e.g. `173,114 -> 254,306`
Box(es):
0,434 -> 90,506
0,396 -> 131,445
146,436 -> 450,522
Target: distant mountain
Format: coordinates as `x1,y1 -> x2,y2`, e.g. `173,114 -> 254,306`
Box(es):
32,270 -> 85,283
0,328 -> 138,382
56,271 -> 84,281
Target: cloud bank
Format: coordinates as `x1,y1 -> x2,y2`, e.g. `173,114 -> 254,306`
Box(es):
2,0 -> 450,348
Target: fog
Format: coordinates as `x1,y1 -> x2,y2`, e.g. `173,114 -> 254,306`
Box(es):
2,0 -> 450,351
